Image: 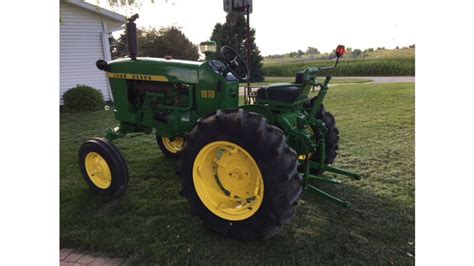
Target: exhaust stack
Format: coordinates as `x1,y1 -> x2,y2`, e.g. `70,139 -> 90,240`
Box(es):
126,14 -> 139,60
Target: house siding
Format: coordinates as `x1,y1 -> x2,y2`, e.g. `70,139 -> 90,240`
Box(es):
60,2 -> 122,104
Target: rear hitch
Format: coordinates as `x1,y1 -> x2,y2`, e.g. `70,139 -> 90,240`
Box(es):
300,159 -> 361,208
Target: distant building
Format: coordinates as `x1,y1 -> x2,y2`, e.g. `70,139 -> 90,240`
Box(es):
60,0 -> 126,104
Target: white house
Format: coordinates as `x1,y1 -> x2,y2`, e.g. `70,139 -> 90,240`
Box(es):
60,0 -> 126,104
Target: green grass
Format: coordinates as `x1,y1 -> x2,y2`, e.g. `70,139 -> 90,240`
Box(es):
60,82 -> 415,264
240,76 -> 372,87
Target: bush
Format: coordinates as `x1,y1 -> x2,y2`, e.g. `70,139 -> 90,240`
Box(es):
352,49 -> 362,57
62,84 -> 104,112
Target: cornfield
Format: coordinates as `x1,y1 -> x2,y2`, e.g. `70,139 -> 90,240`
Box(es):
262,58 -> 415,77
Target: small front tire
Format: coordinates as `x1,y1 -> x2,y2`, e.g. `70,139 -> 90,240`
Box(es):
157,135 -> 185,159
78,137 -> 129,201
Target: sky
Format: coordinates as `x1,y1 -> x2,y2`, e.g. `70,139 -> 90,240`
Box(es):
90,0 -> 416,56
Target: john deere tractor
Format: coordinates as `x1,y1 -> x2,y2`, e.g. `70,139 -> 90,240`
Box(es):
78,14 -> 360,241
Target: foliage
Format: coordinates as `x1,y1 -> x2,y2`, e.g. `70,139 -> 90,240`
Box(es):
107,0 -> 136,7
352,49 -> 362,57
262,58 -> 415,77
267,47 -> 413,62
60,82 -> 414,264
62,85 -> 104,113
210,12 -> 264,82
111,26 -> 199,61
306,46 -> 320,58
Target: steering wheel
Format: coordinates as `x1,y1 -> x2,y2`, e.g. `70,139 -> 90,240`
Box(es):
220,46 -> 249,81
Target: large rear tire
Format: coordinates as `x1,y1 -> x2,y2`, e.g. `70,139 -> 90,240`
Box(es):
179,109 -> 302,241
311,104 -> 340,165
78,137 -> 129,201
303,100 -> 340,175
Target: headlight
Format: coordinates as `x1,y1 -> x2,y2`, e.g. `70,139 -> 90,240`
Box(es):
199,41 -> 217,53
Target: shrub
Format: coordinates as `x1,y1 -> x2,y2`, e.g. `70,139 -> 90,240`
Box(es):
352,49 -> 362,57
62,84 -> 104,112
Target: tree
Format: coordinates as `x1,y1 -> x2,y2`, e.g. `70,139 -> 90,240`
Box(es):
352,49 -> 362,57
107,0 -> 153,7
210,12 -> 264,82
306,46 -> 320,58
297,50 -> 304,58
111,26 -> 199,60
110,31 -> 131,59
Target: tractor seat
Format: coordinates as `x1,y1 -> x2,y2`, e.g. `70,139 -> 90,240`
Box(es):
256,83 -> 303,103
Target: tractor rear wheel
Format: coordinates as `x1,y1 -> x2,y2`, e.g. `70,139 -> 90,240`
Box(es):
305,103 -> 340,175
179,109 -> 302,241
78,137 -> 129,201
156,135 -> 185,159
312,104 -> 340,165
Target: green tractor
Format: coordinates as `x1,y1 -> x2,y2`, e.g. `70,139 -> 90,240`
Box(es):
78,14 -> 360,241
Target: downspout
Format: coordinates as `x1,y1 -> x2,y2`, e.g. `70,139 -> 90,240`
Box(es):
101,20 -> 113,102
101,21 -> 125,102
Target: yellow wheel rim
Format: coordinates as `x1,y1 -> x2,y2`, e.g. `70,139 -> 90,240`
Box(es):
162,137 -> 184,153
84,152 -> 112,189
193,141 -> 264,221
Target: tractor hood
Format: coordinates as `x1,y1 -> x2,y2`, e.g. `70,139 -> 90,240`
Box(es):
107,57 -> 204,84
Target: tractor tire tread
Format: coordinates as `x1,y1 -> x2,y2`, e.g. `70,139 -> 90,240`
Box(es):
179,109 -> 301,241
78,137 -> 128,201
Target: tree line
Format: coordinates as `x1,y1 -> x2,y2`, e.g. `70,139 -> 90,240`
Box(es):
110,12 -> 264,82
267,44 -> 416,60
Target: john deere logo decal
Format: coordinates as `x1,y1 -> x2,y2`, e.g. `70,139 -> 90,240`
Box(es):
107,72 -> 168,82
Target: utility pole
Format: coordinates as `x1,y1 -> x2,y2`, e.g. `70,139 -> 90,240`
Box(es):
224,0 -> 253,104
245,4 -> 251,104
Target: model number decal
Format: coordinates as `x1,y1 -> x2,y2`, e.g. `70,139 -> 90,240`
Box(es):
201,90 -> 215,99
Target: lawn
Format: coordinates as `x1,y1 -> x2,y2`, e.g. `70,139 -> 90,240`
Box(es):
60,82 -> 415,264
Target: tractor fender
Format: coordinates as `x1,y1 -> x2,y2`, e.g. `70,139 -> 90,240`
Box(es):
239,105 -> 275,124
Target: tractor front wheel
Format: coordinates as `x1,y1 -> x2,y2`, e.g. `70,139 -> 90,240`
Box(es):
157,135 -> 185,159
78,137 -> 129,201
179,109 -> 302,241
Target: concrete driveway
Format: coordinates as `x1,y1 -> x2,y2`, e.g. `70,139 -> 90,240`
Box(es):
239,76 -> 415,95
334,76 -> 415,83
